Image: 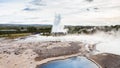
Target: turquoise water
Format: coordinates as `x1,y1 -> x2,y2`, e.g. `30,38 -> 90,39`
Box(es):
39,57 -> 99,68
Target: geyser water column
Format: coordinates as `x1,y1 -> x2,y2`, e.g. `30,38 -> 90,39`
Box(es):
51,14 -> 67,35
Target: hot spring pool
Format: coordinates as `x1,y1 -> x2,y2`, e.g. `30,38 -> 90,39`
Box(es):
39,56 -> 99,68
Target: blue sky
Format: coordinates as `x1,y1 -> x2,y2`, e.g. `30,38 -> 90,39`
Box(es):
0,0 -> 12,2
0,0 -> 25,3
0,0 -> 120,25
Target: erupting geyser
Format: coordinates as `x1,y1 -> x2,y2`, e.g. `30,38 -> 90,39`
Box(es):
51,14 -> 67,35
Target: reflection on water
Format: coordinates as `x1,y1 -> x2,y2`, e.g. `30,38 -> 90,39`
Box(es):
39,56 -> 99,68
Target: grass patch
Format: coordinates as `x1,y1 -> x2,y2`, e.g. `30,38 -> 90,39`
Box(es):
0,33 -> 31,39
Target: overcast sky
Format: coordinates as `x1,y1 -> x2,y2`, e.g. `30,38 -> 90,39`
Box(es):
0,0 -> 120,25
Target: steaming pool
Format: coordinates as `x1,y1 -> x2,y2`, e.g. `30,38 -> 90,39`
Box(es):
38,57 -> 99,68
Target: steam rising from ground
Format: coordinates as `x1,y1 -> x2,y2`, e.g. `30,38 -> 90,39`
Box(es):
7,31 -> 119,55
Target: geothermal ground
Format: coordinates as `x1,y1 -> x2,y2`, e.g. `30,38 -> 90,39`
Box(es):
0,31 -> 120,68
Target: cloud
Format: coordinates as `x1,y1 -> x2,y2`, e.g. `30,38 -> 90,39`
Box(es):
0,0 -> 120,25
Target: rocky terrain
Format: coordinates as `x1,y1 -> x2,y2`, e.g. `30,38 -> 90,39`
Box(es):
0,39 -> 97,68
0,32 -> 120,68
91,53 -> 120,68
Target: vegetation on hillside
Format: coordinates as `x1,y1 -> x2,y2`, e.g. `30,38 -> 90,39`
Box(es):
0,24 -> 120,38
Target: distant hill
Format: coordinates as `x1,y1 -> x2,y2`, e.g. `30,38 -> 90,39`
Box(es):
0,24 -> 52,27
